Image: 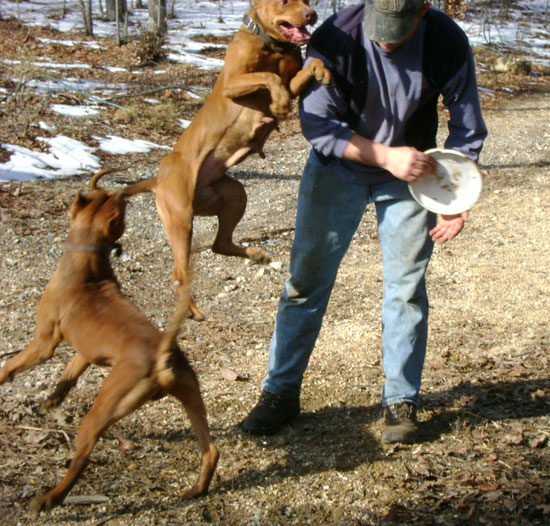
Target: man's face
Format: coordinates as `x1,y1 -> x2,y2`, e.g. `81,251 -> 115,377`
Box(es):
376,2 -> 429,52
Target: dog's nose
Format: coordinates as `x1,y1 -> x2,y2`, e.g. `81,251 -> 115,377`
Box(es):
305,9 -> 317,26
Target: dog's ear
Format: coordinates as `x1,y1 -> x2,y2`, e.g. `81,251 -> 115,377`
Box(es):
101,194 -> 126,239
69,191 -> 89,218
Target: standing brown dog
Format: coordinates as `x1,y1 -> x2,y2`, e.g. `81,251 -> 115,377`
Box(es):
0,169 -> 218,512
135,0 -> 331,319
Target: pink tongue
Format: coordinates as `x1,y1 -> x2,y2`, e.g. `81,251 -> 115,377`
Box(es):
280,25 -> 310,43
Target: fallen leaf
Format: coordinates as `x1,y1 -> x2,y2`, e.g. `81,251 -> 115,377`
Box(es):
503,432 -> 524,445
529,433 -> 548,449
220,368 -> 249,382
482,490 -> 502,501
479,483 -> 499,492
383,504 -> 403,522
116,434 -> 138,451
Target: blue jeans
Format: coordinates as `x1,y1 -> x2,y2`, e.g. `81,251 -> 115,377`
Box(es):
262,151 -> 436,407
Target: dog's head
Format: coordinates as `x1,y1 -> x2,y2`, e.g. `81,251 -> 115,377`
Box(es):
68,168 -> 146,245
253,0 -> 318,45
69,189 -> 128,244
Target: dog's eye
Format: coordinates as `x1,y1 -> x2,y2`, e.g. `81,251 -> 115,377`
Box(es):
281,0 -> 289,5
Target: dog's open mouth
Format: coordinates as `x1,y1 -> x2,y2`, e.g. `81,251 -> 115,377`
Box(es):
278,22 -> 311,44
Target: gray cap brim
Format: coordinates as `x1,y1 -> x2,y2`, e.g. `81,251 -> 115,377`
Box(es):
363,4 -> 418,44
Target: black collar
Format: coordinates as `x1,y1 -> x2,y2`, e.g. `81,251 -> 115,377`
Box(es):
242,14 -> 298,52
64,242 -> 123,257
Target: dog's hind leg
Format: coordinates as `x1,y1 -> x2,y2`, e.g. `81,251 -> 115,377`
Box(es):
30,361 -> 152,513
165,357 -> 218,498
155,162 -> 203,320
44,354 -> 90,409
195,175 -> 270,264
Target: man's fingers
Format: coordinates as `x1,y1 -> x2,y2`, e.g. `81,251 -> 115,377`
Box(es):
430,220 -> 464,244
430,226 -> 445,242
411,155 -> 437,178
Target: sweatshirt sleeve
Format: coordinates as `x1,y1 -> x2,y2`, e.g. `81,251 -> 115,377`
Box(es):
441,41 -> 488,162
298,57 -> 355,159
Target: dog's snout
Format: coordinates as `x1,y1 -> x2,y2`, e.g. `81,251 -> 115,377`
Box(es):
305,8 -> 317,26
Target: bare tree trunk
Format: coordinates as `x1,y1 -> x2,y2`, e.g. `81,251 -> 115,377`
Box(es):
148,0 -> 167,35
124,7 -> 129,42
116,0 -> 121,45
106,0 -> 127,22
114,0 -> 129,45
168,0 -> 176,19
86,0 -> 93,35
78,0 -> 93,36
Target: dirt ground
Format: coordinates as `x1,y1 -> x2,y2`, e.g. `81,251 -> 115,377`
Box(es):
0,17 -> 549,526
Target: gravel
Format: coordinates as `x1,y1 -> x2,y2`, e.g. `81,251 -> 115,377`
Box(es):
1,77 -> 550,526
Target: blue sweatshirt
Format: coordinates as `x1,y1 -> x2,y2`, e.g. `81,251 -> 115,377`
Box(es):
299,4 -> 488,185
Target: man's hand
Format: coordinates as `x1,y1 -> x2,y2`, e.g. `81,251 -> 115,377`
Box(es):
344,138 -> 437,181
382,146 -> 438,182
430,211 -> 469,244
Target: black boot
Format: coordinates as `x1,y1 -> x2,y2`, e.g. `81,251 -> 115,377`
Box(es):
381,402 -> 419,444
241,390 -> 300,436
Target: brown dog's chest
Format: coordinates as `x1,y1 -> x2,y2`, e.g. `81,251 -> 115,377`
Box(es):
53,280 -> 159,367
258,48 -> 302,87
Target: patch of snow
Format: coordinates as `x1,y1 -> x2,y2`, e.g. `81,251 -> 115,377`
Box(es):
0,136 -> 100,182
51,104 -> 101,117
38,121 -> 57,131
0,0 -> 548,182
92,135 -> 171,155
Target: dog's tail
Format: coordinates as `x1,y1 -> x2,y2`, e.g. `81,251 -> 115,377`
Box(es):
154,281 -> 192,386
121,177 -> 157,197
90,168 -> 119,189
88,167 -> 157,195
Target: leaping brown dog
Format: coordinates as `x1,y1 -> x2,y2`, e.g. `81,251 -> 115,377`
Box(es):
0,169 -> 218,513
134,0 -> 331,319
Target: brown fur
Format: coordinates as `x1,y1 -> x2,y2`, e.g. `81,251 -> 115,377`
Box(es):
0,169 -> 218,513
134,0 -> 331,319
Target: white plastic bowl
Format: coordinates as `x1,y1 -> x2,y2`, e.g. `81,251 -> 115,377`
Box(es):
408,148 -> 482,214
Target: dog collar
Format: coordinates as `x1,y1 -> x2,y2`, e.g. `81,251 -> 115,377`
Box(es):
242,14 -> 298,52
64,242 -> 123,257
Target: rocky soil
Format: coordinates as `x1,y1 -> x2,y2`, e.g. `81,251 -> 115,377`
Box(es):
1,17 -> 550,526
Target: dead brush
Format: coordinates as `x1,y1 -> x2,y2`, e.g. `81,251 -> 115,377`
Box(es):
136,30 -> 167,64
143,99 -> 180,132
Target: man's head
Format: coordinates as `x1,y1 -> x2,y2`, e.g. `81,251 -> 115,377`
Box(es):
364,0 -> 429,49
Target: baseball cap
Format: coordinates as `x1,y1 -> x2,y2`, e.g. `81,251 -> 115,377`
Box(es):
364,0 -> 426,44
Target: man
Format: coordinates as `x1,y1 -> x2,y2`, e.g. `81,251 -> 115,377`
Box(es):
241,0 -> 487,443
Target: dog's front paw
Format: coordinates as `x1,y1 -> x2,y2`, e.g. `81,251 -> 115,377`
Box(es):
309,58 -> 332,86
269,100 -> 290,119
269,86 -> 291,118
246,247 -> 271,265
43,394 -> 63,409
0,362 -> 17,384
180,486 -> 207,499
29,494 -> 53,514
